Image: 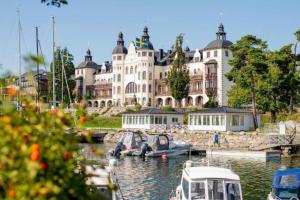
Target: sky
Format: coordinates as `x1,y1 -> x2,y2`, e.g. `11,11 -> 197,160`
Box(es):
0,0 -> 300,75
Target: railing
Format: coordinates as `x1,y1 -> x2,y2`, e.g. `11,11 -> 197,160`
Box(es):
205,73 -> 217,79
190,75 -> 203,80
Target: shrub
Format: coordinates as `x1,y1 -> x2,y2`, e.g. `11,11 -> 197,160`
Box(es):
162,106 -> 175,111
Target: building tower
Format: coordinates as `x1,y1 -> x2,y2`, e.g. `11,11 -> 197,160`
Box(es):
112,32 -> 128,106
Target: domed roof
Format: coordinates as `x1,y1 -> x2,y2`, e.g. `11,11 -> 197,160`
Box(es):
204,23 -> 233,50
77,61 -> 99,69
136,26 -> 154,50
112,32 -> 128,54
112,45 -> 128,54
204,39 -> 233,50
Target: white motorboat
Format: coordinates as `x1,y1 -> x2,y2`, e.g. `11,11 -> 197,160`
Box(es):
170,160 -> 243,200
110,131 -> 147,156
133,134 -> 191,157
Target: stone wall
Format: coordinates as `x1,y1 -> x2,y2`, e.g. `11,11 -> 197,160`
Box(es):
103,129 -> 269,150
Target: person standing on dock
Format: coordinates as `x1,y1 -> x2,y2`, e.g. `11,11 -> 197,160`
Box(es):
213,131 -> 219,148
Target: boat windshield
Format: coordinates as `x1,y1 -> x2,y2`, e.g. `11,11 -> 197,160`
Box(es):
225,182 -> 241,200
191,182 -> 205,200
208,179 -> 224,200
274,188 -> 300,199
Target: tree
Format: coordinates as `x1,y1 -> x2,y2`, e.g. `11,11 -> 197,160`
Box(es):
167,34 -> 190,107
289,29 -> 300,113
48,48 -> 76,105
41,0 -> 68,7
226,35 -> 268,129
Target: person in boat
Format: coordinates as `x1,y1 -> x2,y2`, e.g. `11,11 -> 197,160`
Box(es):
213,131 -> 219,147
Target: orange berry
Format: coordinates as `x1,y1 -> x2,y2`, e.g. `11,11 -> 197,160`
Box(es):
40,162 -> 48,170
7,88 -> 17,96
32,144 -> 40,151
51,109 -> 58,116
79,116 -> 88,123
63,152 -> 71,160
8,189 -> 16,197
30,150 -> 39,161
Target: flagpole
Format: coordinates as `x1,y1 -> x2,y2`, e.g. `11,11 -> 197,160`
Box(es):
17,10 -> 21,104
61,51 -> 64,104
52,16 -> 56,109
36,26 -> 39,104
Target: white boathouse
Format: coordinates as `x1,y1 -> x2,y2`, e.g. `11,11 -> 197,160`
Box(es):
188,107 -> 260,132
122,108 -> 184,130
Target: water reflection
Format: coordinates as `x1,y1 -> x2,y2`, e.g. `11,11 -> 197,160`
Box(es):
81,144 -> 300,200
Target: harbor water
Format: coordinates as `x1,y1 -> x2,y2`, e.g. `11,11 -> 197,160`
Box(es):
82,144 -> 300,200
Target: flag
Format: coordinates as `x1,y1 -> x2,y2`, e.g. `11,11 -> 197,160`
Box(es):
64,53 -> 74,62
135,38 -> 148,49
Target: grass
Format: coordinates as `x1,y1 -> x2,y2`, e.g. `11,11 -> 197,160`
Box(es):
82,116 -> 122,128
261,112 -> 300,124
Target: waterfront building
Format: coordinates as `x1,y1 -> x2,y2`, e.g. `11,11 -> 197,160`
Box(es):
188,107 -> 261,132
122,108 -> 184,129
74,24 -> 233,108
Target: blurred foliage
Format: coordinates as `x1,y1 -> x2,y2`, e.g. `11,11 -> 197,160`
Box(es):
82,116 -> 122,129
161,106 -> 175,111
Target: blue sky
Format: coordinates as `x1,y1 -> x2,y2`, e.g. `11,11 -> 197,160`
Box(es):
0,0 -> 300,74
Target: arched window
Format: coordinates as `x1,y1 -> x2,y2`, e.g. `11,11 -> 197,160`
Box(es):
125,67 -> 128,74
117,86 -> 121,94
135,66 -> 137,73
125,82 -> 137,93
138,71 -> 141,80
113,87 -> 115,94
149,72 -> 152,80
148,84 -> 152,93
113,74 -> 116,82
117,74 -> 121,82
130,66 -> 133,74
142,71 -> 146,80
138,84 -> 140,92
142,84 -> 146,92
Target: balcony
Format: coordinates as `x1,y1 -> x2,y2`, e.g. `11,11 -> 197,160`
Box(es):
94,83 -> 112,90
205,73 -> 217,80
190,75 -> 203,81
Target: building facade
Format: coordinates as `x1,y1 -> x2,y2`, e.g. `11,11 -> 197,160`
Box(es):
74,24 -> 233,108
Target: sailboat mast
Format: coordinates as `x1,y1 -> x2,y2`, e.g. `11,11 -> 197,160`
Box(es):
17,10 -> 21,99
36,27 -> 39,103
52,16 -> 56,108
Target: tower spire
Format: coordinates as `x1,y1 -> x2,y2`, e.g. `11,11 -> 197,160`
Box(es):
85,49 -> 92,61
117,32 -> 124,46
216,23 -> 226,40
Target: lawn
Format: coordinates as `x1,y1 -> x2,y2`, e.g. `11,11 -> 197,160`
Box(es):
82,116 -> 122,128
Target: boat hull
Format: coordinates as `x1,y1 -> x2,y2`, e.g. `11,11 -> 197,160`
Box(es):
146,149 -> 188,157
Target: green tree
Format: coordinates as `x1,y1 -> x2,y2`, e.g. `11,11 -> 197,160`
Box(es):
289,29 -> 300,113
48,48 -> 76,106
167,34 -> 190,107
226,35 -> 268,129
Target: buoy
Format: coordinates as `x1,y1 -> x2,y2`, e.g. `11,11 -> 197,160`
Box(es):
161,154 -> 168,160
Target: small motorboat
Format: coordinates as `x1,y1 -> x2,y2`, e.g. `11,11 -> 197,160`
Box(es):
170,160 -> 243,200
133,134 -> 191,157
268,169 -> 300,200
110,131 -> 147,156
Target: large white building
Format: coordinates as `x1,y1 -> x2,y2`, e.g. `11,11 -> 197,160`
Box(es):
74,24 -> 233,108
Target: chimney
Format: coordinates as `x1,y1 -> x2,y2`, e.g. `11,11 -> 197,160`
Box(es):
159,49 -> 164,60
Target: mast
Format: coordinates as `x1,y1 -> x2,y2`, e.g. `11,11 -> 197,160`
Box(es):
52,16 -> 56,108
36,27 -> 39,103
17,10 -> 21,100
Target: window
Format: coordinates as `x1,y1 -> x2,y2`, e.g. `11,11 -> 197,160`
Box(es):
113,87 -> 115,94
130,66 -> 133,74
117,56 -> 122,60
160,72 -> 163,79
197,115 -> 202,125
208,180 -> 224,200
150,116 -> 154,124
148,84 -> 152,93
138,52 -> 141,57
117,86 -> 121,94
142,51 -> 147,56
149,52 -> 153,57
191,182 -> 206,200
231,115 -> 240,126
203,115 -> 210,125
149,72 -> 152,80
142,84 -> 146,92
113,56 -> 116,60
182,178 -> 189,200
189,116 -> 193,125
163,117 -> 167,124
225,183 -> 241,200
138,84 -> 140,92
125,82 -> 137,94
77,70 -> 79,75
172,117 -> 178,123
142,71 -> 146,80
81,69 -> 83,74
225,50 -> 229,57
207,51 -> 210,58
117,74 -> 121,82
240,115 -> 244,126
214,50 -> 218,57
148,98 -> 151,106
135,66 -> 137,73
125,67 -> 128,74
195,57 -> 199,62
138,71 -> 141,80
221,115 -> 225,125
113,74 -> 116,82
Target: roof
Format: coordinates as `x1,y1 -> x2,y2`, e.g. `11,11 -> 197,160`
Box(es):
189,106 -> 252,114
77,61 -> 100,69
273,169 -> 300,188
204,39 -> 233,50
184,166 -> 240,181
123,108 -> 184,115
112,45 -> 128,54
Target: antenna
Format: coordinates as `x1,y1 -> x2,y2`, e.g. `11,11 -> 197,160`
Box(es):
36,27 -> 39,104
52,16 -> 56,108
